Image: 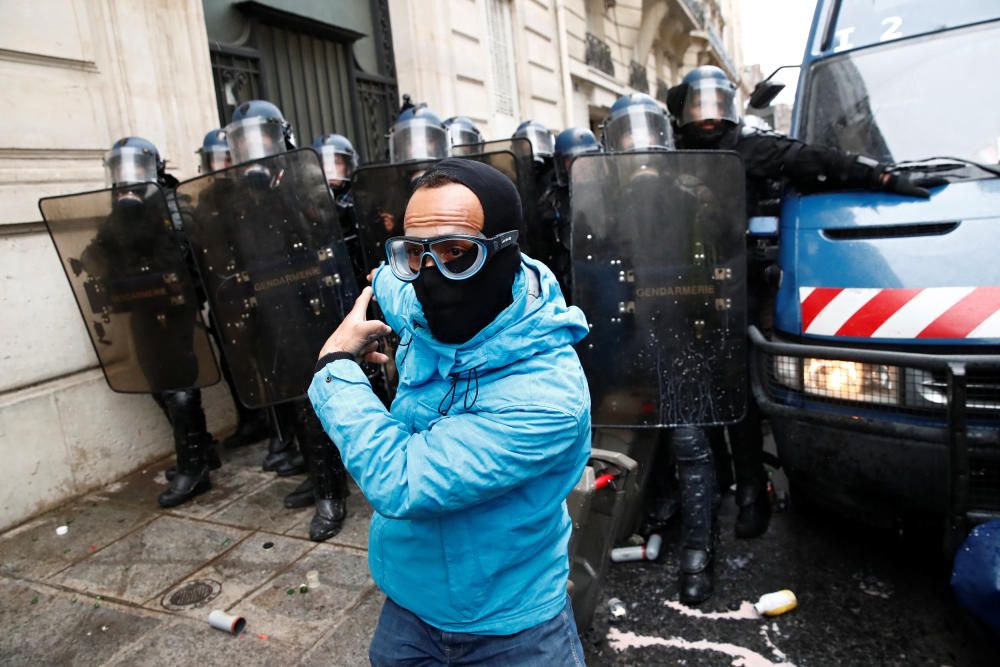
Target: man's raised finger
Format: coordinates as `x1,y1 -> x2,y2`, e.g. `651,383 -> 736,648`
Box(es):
350,286 -> 374,318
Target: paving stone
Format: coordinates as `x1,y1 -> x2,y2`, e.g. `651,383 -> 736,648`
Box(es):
154,533 -> 314,620
297,587 -> 385,666
236,542 -> 372,647
167,467 -> 275,520
284,489 -> 373,550
84,459 -> 174,509
209,477 -> 312,533
0,499 -> 155,581
219,438 -> 273,470
52,515 -> 247,604
0,576 -> 165,667
105,617 -> 296,666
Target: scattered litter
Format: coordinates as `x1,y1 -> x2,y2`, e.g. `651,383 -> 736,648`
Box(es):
208,610 -> 246,636
221,538 -> 232,547
63,549 -> 71,554
306,570 -> 320,589
726,554 -> 753,570
611,534 -> 662,562
93,603 -> 101,609
854,573 -> 893,599
30,596 -> 38,605
262,542 -> 274,550
256,633 -> 269,640
286,588 -> 296,596
607,597 -> 627,622
298,584 -> 309,594
56,525 -> 68,536
89,545 -> 97,551
754,590 -> 797,617
101,625 -> 108,632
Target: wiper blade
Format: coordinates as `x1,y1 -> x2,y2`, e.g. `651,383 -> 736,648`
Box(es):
891,156 -> 1000,178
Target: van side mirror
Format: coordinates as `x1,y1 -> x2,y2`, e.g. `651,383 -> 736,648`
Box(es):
749,81 -> 785,109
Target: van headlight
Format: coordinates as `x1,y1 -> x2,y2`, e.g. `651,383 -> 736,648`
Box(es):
773,356 -> 900,404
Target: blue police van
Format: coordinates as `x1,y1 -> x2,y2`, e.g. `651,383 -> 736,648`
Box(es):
749,0 -> 1000,547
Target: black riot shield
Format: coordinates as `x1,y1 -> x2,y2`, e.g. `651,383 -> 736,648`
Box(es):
571,151 -> 747,428
453,138 -> 542,256
39,184 -> 220,393
175,149 -> 359,408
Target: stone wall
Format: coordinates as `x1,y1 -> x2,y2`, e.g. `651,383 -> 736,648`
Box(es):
0,0 -> 235,531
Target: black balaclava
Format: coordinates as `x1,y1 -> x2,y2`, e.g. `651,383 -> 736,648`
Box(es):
410,158 -> 523,344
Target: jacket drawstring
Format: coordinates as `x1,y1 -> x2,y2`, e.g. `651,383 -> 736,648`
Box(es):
438,365 -> 484,415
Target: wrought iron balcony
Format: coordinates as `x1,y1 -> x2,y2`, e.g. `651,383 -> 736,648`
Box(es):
629,61 -> 649,93
585,32 -> 614,77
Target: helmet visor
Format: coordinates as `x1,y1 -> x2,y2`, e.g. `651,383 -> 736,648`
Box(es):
226,117 -> 286,165
199,146 -> 232,174
681,79 -> 739,126
319,145 -> 356,184
447,126 -> 482,152
604,109 -> 674,151
521,128 -> 554,158
390,120 -> 448,162
104,147 -> 157,187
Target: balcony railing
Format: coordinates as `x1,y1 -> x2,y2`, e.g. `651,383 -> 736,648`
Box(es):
629,61 -> 649,93
679,0 -> 737,76
585,32 -> 615,77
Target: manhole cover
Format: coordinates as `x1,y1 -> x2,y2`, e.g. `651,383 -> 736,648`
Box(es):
161,579 -> 221,611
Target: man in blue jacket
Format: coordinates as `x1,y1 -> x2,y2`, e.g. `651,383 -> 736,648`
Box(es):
308,158 -> 591,664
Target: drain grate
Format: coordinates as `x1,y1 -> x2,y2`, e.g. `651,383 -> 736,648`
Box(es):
161,579 -> 221,611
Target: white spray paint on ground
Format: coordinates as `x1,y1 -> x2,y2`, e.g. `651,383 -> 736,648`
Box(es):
760,623 -> 789,662
663,599 -> 760,620
607,627 -> 795,667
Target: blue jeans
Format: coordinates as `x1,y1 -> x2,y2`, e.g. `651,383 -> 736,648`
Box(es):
369,596 -> 586,666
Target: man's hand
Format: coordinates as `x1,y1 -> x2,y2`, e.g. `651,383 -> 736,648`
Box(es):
318,287 -> 392,364
881,172 -> 948,198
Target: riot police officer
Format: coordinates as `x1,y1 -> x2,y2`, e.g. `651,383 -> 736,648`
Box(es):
600,94 -> 722,604
221,101 -> 351,540
98,137 -> 219,508
666,66 -> 946,540
443,116 -> 484,154
389,106 -> 449,163
539,127 -> 600,299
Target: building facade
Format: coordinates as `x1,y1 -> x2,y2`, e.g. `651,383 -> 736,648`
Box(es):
0,0 -> 398,531
389,0 -> 745,139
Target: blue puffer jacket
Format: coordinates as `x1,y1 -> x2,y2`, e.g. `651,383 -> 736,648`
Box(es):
308,255 -> 591,634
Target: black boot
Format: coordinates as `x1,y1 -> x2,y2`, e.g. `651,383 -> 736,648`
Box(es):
295,402 -> 349,542
672,426 -> 717,606
730,401 -> 771,539
284,477 -> 315,508
262,403 -> 300,473
222,409 -> 270,450
157,390 -> 213,508
165,445 -> 221,482
679,546 -> 715,605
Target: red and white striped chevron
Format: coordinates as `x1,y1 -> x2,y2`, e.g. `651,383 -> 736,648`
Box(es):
799,286 -> 1000,339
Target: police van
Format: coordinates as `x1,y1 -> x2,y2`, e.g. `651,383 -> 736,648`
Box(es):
749,0 -> 1000,547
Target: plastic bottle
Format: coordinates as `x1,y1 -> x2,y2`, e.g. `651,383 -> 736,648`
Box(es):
610,533 -> 663,562
754,589 -> 797,616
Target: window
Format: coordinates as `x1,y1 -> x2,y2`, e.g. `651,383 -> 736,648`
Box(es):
485,0 -> 518,119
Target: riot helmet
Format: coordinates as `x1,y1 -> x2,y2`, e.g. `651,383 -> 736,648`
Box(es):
226,100 -> 295,165
668,66 -> 740,146
443,116 -> 483,154
602,93 -> 674,152
512,120 -> 555,163
312,133 -> 358,191
389,107 -> 448,163
554,127 -> 600,186
104,136 -> 162,188
196,129 -> 231,174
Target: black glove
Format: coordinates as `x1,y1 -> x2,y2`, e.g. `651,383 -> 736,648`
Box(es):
883,173 -> 948,198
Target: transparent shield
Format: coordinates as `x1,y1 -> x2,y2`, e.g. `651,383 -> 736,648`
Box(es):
570,151 -> 747,427
175,149 -> 359,408
39,184 -> 220,393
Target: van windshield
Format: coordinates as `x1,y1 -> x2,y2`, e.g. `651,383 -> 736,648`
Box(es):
829,0 -> 1000,52
802,21 -> 1000,165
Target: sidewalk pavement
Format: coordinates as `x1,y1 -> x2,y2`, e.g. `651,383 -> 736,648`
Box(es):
0,439 -> 383,666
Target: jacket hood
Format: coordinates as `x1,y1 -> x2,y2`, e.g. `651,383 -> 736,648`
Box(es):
374,254 -> 589,382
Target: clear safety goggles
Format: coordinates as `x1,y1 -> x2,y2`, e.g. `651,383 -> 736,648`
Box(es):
385,230 -> 519,281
